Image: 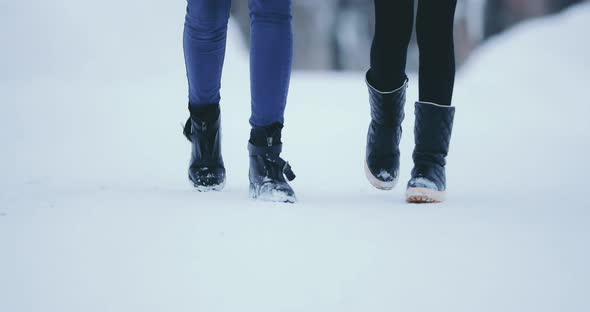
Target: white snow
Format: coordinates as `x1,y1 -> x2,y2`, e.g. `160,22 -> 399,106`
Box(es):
408,177 -> 439,191
1,2 -> 590,312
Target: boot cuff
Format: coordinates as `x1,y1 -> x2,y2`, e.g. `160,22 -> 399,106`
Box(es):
365,70 -> 408,94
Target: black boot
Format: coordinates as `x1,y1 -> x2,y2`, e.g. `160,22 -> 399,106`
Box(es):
365,70 -> 408,190
406,102 -> 455,203
248,123 -> 296,203
183,105 -> 226,191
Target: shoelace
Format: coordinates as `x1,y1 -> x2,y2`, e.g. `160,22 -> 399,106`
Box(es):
263,154 -> 296,182
278,158 -> 296,182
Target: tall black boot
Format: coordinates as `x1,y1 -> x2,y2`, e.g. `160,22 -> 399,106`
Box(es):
365,70 -> 408,190
248,123 -> 296,203
183,105 -> 226,191
406,102 -> 455,203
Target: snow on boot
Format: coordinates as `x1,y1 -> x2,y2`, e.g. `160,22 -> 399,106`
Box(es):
406,102 -> 455,203
248,123 -> 296,203
365,70 -> 408,190
183,105 -> 226,192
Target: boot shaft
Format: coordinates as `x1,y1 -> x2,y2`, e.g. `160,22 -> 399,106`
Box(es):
412,101 -> 456,168
366,71 -> 407,127
184,106 -> 224,168
249,122 -> 283,147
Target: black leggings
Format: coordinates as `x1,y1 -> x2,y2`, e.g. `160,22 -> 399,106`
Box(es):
370,0 -> 457,105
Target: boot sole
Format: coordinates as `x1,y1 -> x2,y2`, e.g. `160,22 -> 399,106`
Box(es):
406,187 -> 446,203
364,161 -> 398,191
249,183 -> 297,204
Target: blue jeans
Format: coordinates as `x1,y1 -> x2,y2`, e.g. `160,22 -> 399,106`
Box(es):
184,0 -> 293,127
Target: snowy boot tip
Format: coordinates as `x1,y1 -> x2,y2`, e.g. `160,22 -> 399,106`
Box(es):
406,187 -> 446,203
364,161 -> 398,191
190,178 -> 225,192
193,183 -> 225,192
249,184 -> 297,204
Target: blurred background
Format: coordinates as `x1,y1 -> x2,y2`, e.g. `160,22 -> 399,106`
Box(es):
231,0 -> 585,71
1,0 -> 586,81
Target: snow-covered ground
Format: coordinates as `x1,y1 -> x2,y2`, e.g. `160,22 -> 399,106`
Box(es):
1,2 -> 589,312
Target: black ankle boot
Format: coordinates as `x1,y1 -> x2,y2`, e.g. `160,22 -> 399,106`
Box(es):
183,105 -> 226,191
248,123 -> 296,203
406,102 -> 455,203
365,70 -> 408,190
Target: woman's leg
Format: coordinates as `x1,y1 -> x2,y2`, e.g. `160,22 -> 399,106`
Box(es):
416,0 -> 457,105
184,0 -> 232,109
370,0 -> 414,91
183,0 -> 231,191
407,0 -> 457,203
248,0 -> 293,127
247,0 -> 296,203
364,0 -> 414,190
